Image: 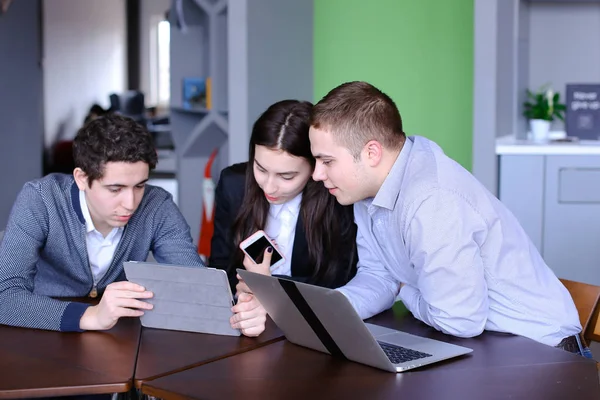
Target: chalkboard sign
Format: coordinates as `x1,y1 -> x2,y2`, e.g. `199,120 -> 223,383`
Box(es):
566,84 -> 600,141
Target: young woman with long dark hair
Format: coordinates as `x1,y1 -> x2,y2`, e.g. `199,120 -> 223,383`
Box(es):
209,100 -> 357,294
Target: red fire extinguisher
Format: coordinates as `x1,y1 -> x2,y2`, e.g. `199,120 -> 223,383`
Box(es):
198,148 -> 218,261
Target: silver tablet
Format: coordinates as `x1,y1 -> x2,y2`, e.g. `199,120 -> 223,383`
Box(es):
124,261 -> 240,336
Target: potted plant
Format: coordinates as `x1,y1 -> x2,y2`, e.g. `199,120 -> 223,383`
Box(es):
523,86 -> 566,142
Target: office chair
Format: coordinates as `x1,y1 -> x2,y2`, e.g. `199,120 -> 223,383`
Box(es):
109,91 -> 146,124
560,278 -> 600,365
560,278 -> 600,341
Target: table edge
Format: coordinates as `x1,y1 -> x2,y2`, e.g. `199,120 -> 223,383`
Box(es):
134,335 -> 285,389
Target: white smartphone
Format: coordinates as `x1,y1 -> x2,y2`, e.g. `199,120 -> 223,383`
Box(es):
239,230 -> 285,269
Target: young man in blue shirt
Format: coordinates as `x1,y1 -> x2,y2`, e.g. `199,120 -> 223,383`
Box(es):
308,81 -> 584,355
0,114 -> 265,335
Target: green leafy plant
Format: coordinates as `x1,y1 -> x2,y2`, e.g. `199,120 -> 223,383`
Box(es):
523,86 -> 566,121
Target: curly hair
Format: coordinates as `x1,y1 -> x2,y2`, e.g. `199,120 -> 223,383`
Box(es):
72,114 -> 157,186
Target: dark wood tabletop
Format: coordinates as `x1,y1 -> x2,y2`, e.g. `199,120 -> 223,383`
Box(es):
0,316 -> 141,399
366,308 -> 597,370
134,316 -> 284,388
142,309 -> 600,400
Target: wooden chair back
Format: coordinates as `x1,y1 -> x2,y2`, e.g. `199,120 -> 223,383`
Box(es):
560,278 -> 600,342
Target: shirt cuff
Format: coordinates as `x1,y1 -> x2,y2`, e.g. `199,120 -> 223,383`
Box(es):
398,284 -> 420,311
335,287 -> 362,314
60,302 -> 90,332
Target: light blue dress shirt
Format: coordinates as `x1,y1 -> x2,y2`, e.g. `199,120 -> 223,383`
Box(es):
337,136 -> 581,346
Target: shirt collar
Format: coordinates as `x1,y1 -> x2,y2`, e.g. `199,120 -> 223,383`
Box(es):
269,192 -> 302,219
79,190 -> 96,233
371,136 -> 414,211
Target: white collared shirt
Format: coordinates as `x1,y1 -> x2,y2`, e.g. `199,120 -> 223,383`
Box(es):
337,136 -> 580,346
264,193 -> 302,277
79,191 -> 124,283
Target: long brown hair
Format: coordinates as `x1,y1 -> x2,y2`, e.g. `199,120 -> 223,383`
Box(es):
231,100 -> 356,287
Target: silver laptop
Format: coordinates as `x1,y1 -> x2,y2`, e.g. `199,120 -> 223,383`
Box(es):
124,261 -> 240,336
238,269 -> 472,372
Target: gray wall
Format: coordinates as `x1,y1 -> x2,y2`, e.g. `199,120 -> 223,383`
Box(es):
139,0 -> 171,105
473,0 -> 501,195
43,0 -> 127,148
528,2 -> 600,132
496,0 -> 518,140
228,0 -> 313,165
472,0 -> 600,195
517,0 -> 531,139
0,0 -> 44,229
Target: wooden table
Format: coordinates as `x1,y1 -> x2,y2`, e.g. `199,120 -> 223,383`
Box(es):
134,316 -> 284,388
0,317 -> 141,399
142,310 -> 600,400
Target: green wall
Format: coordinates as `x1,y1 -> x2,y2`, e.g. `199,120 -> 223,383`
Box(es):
314,0 -> 474,169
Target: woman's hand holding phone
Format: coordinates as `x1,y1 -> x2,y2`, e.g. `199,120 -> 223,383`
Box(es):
231,239 -> 272,337
239,230 -> 284,268
235,247 -> 273,296
244,246 -> 273,275
231,231 -> 279,337
237,230 -> 283,296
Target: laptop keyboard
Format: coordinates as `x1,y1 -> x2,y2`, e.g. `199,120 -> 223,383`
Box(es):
378,341 -> 432,364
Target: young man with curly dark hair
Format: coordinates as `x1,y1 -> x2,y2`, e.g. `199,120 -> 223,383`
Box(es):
0,115 -> 265,336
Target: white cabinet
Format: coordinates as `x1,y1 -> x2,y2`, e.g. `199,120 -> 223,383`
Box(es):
499,153 -> 600,285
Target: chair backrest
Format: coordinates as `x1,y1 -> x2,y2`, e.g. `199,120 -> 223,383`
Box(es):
119,91 -> 145,116
109,93 -> 120,112
560,278 -> 600,341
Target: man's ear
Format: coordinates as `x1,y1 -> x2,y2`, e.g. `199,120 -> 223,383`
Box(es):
73,168 -> 88,191
362,140 -> 384,167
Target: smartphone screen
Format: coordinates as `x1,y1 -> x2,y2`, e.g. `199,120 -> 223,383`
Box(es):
243,235 -> 283,266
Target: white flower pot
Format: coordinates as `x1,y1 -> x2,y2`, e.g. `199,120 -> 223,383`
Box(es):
530,119 -> 551,143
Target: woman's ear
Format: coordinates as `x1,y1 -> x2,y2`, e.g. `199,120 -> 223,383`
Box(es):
73,168 -> 88,191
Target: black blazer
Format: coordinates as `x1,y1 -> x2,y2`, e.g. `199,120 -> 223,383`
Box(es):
209,162 -> 357,291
